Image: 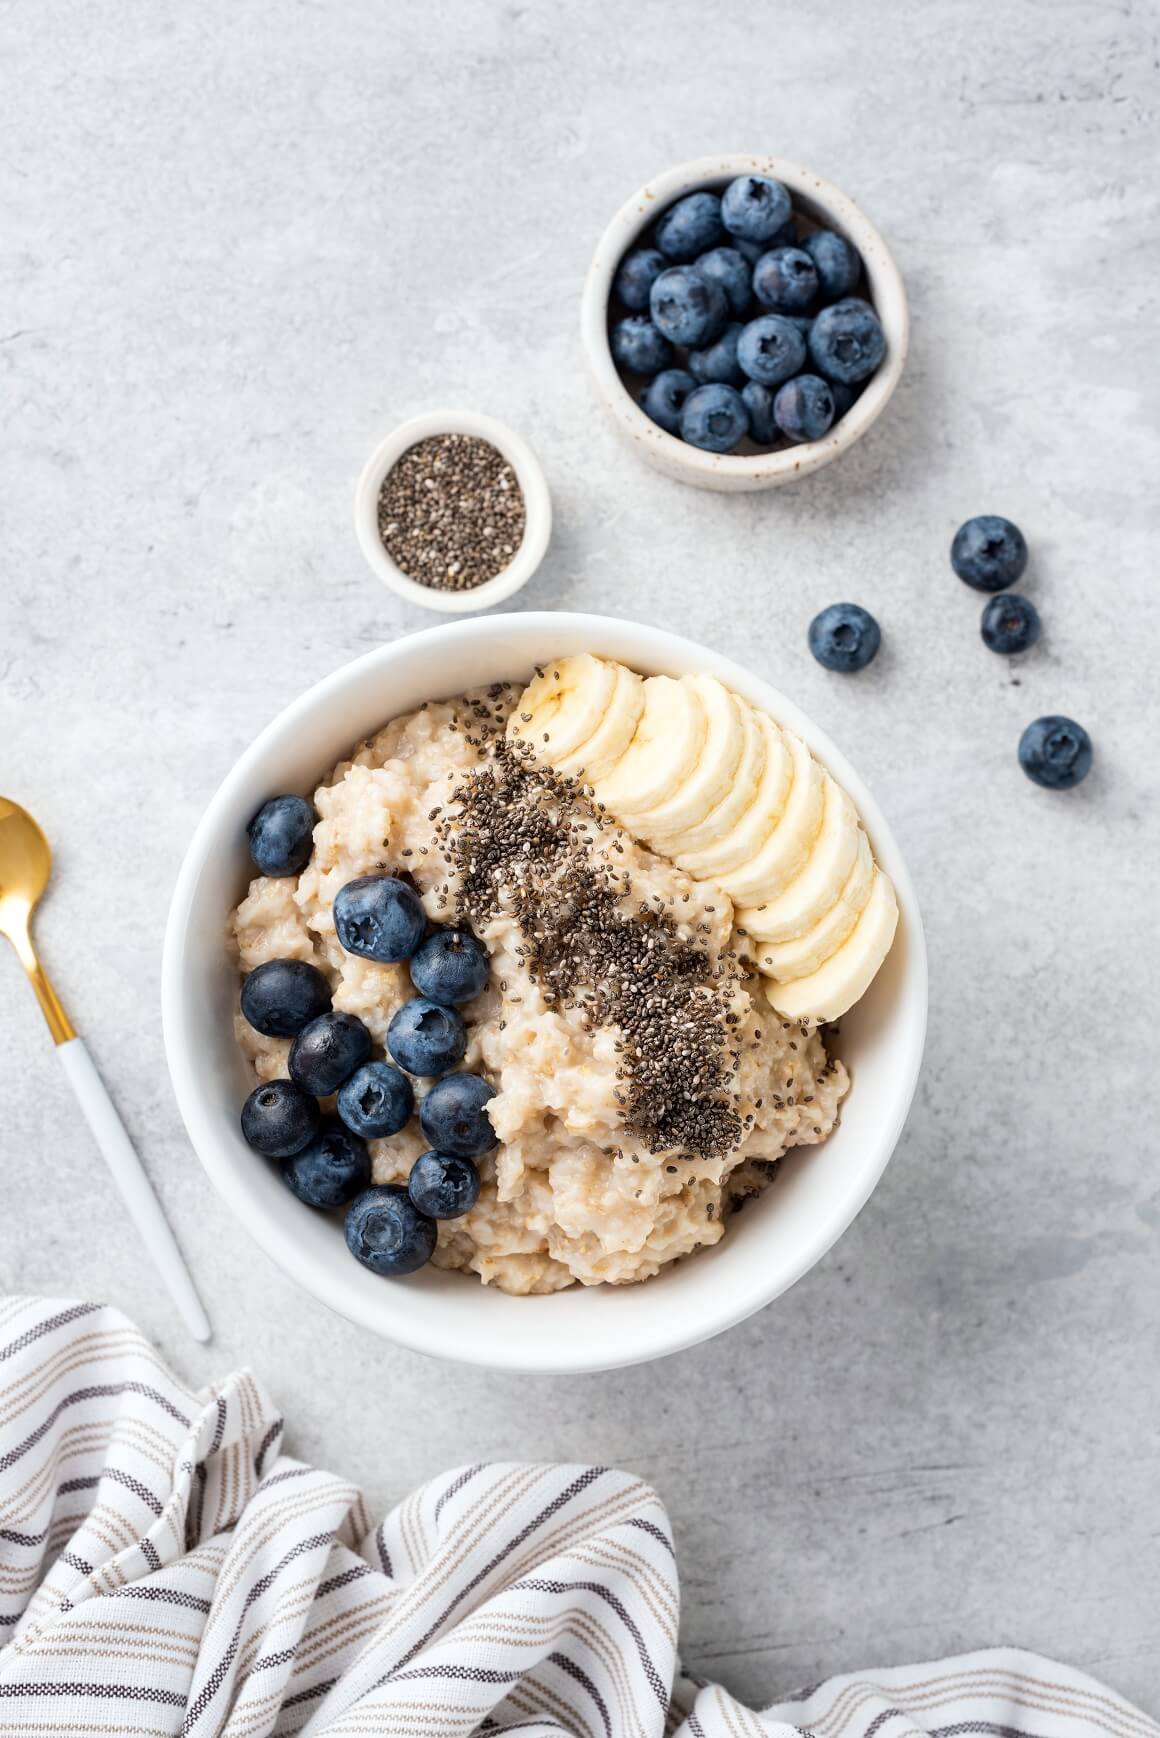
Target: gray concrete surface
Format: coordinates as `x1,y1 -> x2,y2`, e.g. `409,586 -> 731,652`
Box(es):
2,0 -> 1159,1713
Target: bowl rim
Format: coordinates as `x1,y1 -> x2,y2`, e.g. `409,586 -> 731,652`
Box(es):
353,409 -> 553,614
162,612 -> 927,1372
580,154 -> 910,487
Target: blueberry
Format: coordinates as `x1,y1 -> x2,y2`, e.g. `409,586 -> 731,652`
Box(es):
283,1118 -> 370,1209
773,374 -> 836,443
655,191 -> 726,261
1018,716 -> 1092,790
808,603 -> 881,673
695,246 -> 753,316
240,958 -> 332,1038
649,267 -> 728,348
241,1078 -> 320,1158
614,246 -> 666,311
732,235 -> 767,266
336,1060 -> 414,1139
980,594 -> 1041,655
408,1151 -> 481,1220
741,381 -> 778,445
721,174 -> 792,245
803,229 -> 862,300
345,1186 -> 436,1276
808,298 -> 886,385
688,322 -> 746,386
829,380 -> 858,420
679,383 -> 749,453
640,368 -> 697,435
387,999 -> 467,1077
333,875 -> 426,963
419,1073 -> 497,1158
737,315 -> 807,387
951,515 -> 1028,593
410,928 -> 490,1005
753,246 -> 819,314
288,1010 -> 371,1096
246,795 -> 317,878
610,315 -> 674,377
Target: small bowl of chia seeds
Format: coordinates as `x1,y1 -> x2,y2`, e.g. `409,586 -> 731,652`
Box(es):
355,410 -> 552,613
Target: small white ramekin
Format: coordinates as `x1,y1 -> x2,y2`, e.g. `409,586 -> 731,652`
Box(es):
581,154 -> 910,492
354,409 -> 552,613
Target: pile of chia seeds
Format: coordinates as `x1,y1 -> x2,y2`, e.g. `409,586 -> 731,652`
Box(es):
377,433 -> 526,591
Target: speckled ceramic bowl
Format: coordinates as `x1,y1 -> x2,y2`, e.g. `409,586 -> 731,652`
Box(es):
581,154 -> 909,492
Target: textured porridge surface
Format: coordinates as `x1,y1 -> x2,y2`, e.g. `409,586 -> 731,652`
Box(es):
232,687 -> 848,1293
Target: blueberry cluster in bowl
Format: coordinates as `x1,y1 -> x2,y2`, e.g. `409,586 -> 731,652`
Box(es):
238,794 -> 497,1279
609,174 -> 886,454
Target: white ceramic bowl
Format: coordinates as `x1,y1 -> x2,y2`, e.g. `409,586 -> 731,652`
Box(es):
163,613 -> 927,1373
354,410 -> 552,613
581,155 -> 909,492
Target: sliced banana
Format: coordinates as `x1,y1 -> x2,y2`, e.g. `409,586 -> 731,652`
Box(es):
763,868 -> 899,1022
649,697 -> 767,857
594,675 -> 707,821
736,777 -> 860,943
712,729 -> 825,904
552,662 -> 644,783
749,827 -> 875,979
678,713 -> 792,880
508,654 -> 617,764
633,675 -> 745,842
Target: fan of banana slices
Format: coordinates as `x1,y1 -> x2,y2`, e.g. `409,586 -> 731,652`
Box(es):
507,653 -> 898,1022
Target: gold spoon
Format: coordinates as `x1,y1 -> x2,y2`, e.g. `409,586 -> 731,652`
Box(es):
0,798 -> 210,1341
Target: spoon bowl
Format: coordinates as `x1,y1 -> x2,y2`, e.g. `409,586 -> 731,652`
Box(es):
0,798 -> 72,1041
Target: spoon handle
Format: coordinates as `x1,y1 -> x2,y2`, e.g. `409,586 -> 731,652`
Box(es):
57,1039 -> 212,1343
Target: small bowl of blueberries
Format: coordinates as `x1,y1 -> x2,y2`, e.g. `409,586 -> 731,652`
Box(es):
581,155 -> 909,491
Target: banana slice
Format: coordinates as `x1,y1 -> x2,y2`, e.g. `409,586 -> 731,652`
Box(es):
649,698 -> 767,857
633,675 -> 745,843
552,662 -> 644,783
712,729 -> 825,904
763,868 -> 899,1022
750,827 -> 875,980
594,675 -> 707,821
677,712 -> 792,879
508,654 -> 617,764
737,777 -> 860,942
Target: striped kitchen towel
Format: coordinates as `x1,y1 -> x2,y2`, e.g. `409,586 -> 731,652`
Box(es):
0,1297 -> 1152,1738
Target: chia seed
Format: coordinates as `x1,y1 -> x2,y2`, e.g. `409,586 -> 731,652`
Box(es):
377,433 -> 526,591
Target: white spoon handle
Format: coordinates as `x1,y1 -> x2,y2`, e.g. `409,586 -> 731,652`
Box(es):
57,1038 -> 211,1343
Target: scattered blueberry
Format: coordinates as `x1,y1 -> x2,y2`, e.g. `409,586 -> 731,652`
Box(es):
640,368 -> 697,435
336,1060 -> 414,1139
803,229 -> 862,300
655,191 -> 726,261
740,381 -> 778,445
610,315 -> 674,376
1018,716 -> 1092,790
951,515 -> 1029,593
345,1186 -> 437,1276
688,321 -> 746,386
720,174 -> 792,245
387,998 -> 467,1077
980,594 -> 1041,655
752,246 -> 820,314
240,958 -> 332,1038
283,1118 -> 370,1209
808,602 -> 882,673
614,246 -> 666,311
288,1010 -> 372,1097
679,382 -> 750,453
808,298 -> 886,384
773,374 -> 836,443
649,266 -> 728,348
694,246 -> 753,316
737,315 -> 807,387
410,928 -> 490,1005
408,1151 -> 482,1220
419,1073 -> 497,1158
247,795 -> 317,878
333,875 -> 426,964
241,1078 -> 320,1158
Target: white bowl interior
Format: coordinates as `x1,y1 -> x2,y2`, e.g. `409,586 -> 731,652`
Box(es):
163,614 -> 926,1372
